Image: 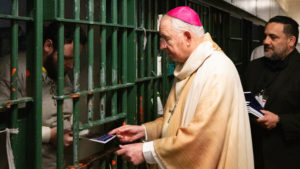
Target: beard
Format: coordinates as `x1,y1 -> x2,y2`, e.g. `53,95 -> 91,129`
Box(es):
264,44 -> 287,60
43,52 -> 58,80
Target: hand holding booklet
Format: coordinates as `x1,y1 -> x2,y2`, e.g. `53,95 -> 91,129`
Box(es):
244,91 -> 264,118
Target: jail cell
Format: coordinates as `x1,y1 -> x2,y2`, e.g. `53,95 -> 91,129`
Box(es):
0,0 -> 182,168
0,0 -> 266,168
41,0 -> 179,168
0,0 -> 43,168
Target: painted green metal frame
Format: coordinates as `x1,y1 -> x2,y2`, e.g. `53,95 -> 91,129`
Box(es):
0,0 -> 43,168
42,0 -> 176,168
0,0 -> 266,168
0,0 -> 181,168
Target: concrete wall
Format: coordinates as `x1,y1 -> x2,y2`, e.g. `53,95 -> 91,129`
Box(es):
223,0 -> 286,21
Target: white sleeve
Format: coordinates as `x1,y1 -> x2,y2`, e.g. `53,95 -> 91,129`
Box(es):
142,141 -> 166,169
143,141 -> 157,164
42,126 -> 51,143
142,125 -> 148,141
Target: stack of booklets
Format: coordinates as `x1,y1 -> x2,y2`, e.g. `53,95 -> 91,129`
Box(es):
244,91 -> 264,118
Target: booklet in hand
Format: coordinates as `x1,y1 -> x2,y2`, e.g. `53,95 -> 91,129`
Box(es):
244,91 -> 264,118
89,134 -> 116,144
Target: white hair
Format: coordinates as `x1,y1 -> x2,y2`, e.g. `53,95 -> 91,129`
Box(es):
170,17 -> 205,37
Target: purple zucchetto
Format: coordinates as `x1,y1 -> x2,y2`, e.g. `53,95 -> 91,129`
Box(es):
167,6 -> 202,26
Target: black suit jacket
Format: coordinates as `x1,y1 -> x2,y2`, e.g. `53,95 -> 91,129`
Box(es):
245,49 -> 300,169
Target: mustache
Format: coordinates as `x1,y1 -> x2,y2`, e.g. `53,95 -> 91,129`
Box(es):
264,45 -> 272,51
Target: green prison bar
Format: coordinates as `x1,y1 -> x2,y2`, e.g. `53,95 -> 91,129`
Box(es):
0,0 -> 268,168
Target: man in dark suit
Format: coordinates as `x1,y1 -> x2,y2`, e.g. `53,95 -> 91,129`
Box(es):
245,16 -> 300,169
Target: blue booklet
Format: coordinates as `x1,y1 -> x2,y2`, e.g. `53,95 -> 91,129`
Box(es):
244,92 -> 264,118
80,134 -> 116,144
89,134 -> 116,144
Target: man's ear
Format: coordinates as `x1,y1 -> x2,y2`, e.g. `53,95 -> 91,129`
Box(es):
288,36 -> 296,48
43,39 -> 54,55
183,31 -> 192,46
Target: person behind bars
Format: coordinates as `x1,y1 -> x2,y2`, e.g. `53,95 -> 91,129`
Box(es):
0,22 -> 86,169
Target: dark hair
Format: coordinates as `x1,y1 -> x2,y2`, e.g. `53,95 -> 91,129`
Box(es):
43,22 -> 87,50
267,16 -> 299,46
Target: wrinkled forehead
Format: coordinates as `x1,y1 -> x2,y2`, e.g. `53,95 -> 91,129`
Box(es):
159,16 -> 172,29
159,16 -> 174,35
